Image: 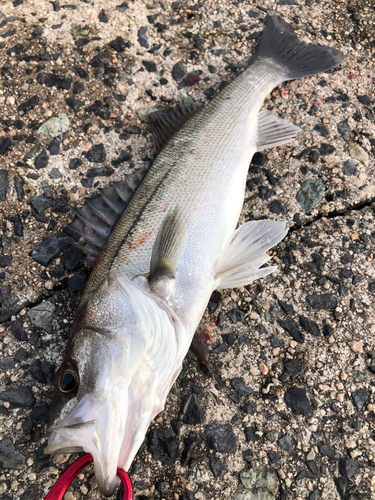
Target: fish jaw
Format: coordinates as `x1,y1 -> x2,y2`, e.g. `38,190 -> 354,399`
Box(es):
45,394 -> 126,496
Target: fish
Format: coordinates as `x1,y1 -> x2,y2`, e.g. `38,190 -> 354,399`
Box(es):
45,17 -> 344,496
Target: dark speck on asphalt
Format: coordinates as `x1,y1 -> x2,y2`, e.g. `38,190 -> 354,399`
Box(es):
34,150 -> 49,169
172,61 -> 185,82
0,138 -> 12,154
138,27 -> 149,48
48,138 -> 60,155
284,387 -> 313,416
11,320 -> 27,341
109,36 -> 128,52
142,60 -> 157,73
30,234 -> 69,265
299,316 -> 320,336
205,422 -> 237,452
337,120 -> 351,141
280,361 -> 308,381
319,143 -> 335,155
306,294 -> 337,309
0,170 -> 10,201
277,434 -> 296,456
351,389 -> 368,411
86,143 -> 106,163
181,394 -> 204,425
0,387 -> 35,408
0,438 -> 26,469
69,157 -> 82,169
343,159 -> 357,176
312,124 -> 329,137
147,427 -> 178,465
277,319 -> 303,343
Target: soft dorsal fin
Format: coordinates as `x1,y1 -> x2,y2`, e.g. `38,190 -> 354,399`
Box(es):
149,101 -> 202,152
65,166 -> 148,261
149,208 -> 187,283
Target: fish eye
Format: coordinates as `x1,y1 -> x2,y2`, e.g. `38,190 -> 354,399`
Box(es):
59,370 -> 79,394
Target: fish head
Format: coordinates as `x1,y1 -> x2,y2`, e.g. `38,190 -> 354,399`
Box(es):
45,275 -> 183,496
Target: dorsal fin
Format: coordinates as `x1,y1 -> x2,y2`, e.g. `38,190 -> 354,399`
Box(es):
149,100 -> 202,152
64,101 -> 201,263
64,166 -> 148,262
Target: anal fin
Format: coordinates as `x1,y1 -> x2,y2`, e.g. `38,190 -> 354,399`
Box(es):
215,220 -> 288,290
256,109 -> 302,151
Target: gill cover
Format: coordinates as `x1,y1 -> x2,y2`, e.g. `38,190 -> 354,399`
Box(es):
47,274 -> 185,496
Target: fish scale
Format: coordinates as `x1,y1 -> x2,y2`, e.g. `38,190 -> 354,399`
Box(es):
46,17 -> 344,497
81,61 -> 280,312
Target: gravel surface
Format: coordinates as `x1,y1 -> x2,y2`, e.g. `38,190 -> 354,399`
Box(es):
0,0 -> 374,499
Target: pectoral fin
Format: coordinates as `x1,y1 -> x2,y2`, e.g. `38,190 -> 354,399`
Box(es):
256,109 -> 302,151
149,208 -> 187,283
215,220 -> 288,289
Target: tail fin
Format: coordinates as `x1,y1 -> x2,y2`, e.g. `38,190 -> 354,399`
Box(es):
255,17 -> 345,80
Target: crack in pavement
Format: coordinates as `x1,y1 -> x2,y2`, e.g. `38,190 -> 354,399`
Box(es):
288,196 -> 375,235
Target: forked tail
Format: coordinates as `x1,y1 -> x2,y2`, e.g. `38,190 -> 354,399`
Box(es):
254,17 -> 345,80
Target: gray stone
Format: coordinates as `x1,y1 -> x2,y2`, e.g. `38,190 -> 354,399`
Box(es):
29,195 -> 52,215
37,113 -> 70,138
0,387 -> 35,408
339,458 -> 359,479
49,168 -> 62,179
0,438 -> 26,469
233,468 -> 279,500
227,308 -> 246,324
349,143 -> 369,165
309,491 -> 320,500
277,434 -> 296,455
296,179 -> 325,213
209,454 -> 225,477
28,301 -> 56,333
337,120 -> 351,141
0,357 -> 15,371
343,159 -> 357,176
351,389 -> 368,410
172,61 -> 185,81
157,482 -> 170,494
34,149 -> 49,169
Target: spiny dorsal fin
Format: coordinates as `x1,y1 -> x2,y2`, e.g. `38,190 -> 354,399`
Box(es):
149,100 -> 202,153
64,166 -> 148,263
149,208 -> 187,283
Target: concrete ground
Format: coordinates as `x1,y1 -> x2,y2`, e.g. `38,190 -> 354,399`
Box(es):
0,0 -> 374,499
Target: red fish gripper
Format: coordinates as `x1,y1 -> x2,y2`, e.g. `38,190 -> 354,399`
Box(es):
44,453 -> 132,500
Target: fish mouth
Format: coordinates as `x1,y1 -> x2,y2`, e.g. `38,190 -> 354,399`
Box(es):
45,397 -> 121,497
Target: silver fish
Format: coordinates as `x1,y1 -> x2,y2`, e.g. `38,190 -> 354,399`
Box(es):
45,17 -> 344,496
